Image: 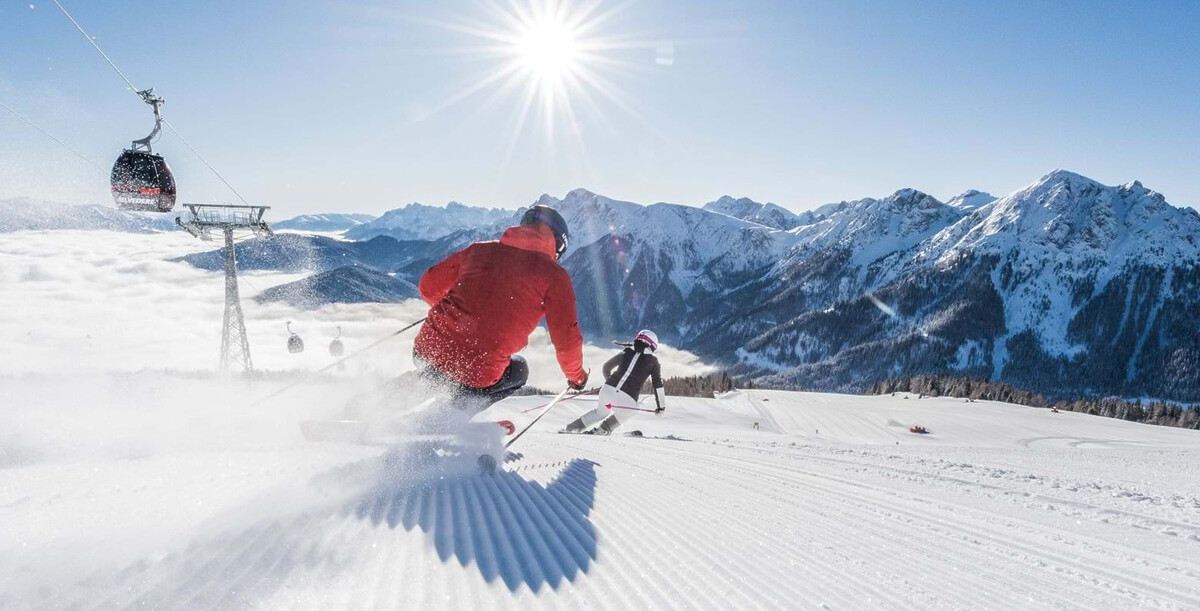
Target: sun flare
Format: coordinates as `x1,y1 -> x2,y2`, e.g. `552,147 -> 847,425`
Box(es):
420,0 -> 655,160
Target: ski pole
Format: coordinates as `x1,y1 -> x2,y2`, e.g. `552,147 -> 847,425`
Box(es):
252,316 -> 426,406
505,387 -> 573,449
606,404 -> 659,413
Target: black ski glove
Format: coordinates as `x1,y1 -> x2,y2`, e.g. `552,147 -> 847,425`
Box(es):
568,369 -> 589,391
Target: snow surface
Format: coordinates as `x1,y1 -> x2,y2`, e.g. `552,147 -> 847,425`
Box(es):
3,380 -> 1199,610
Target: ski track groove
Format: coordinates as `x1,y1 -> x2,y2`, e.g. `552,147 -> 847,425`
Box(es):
535,465 -> 645,611
556,437 -> 964,611
362,506 -> 402,611
177,522 -> 294,609
551,434 -> 1155,610
493,472 -> 572,591
544,438 -> 887,610
577,482 -> 696,610
506,467 -> 586,581
665,443 -> 1166,608
577,453 -> 773,609
757,441 -> 1200,538
514,456 -> 709,610
129,522 -> 288,610
647,443 -> 1093,610
727,441 -> 1200,584
652,438 -> 1200,609
613,446 -> 908,609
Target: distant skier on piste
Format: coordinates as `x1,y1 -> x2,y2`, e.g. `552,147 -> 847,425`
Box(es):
411,205 -> 589,411
563,329 -> 665,435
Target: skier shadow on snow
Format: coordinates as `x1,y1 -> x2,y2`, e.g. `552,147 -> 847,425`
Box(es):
349,454 -> 600,593
53,451 -> 599,608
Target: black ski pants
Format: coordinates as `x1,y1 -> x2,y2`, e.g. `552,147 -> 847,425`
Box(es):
412,352 -> 529,411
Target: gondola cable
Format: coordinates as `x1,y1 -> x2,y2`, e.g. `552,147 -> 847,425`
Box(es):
161,118 -> 250,206
0,99 -> 104,171
50,0 -> 251,209
51,0 -> 142,99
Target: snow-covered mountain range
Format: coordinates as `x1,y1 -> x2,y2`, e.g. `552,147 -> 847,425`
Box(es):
344,201 -> 514,242
273,213 -> 377,232
731,171 -> 1200,401
174,170 -> 1200,401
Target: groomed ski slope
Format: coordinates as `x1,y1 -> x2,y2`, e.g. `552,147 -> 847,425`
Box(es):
4,386 -> 1200,610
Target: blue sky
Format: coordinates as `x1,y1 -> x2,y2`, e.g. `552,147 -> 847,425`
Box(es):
2,0 -> 1198,215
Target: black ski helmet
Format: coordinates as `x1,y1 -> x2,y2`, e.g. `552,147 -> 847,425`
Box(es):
521,205 -> 569,259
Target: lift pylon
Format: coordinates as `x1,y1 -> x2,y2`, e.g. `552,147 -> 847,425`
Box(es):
177,204 -> 272,372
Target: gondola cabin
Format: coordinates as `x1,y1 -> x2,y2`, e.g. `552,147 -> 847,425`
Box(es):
328,326 -> 345,357
287,322 -> 305,354
111,150 -> 177,213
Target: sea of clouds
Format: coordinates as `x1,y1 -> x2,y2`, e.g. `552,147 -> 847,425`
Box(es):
0,228 -> 713,464
0,228 -> 711,382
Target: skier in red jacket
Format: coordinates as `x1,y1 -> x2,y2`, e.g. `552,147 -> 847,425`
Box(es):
411,205 -> 588,410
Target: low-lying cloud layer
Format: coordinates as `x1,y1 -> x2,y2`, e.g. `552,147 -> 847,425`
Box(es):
0,229 -> 712,387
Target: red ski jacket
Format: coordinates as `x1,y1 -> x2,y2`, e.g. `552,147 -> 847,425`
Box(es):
413,223 -> 587,389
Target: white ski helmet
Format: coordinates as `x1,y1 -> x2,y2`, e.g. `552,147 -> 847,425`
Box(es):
633,329 -> 659,352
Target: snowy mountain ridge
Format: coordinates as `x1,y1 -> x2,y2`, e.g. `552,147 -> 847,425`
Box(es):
274,213 -> 377,232
785,187 -> 965,268
702,195 -> 803,230
917,170 -> 1200,270
945,189 -> 997,212
344,201 -> 514,242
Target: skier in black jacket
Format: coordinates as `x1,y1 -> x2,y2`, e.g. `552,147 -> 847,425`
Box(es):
563,329 -> 666,434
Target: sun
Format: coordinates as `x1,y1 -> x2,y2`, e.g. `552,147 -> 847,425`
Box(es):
418,0 -> 655,158
515,17 -> 580,81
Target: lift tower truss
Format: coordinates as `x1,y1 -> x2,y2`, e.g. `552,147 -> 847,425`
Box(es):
177,204 -> 272,372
